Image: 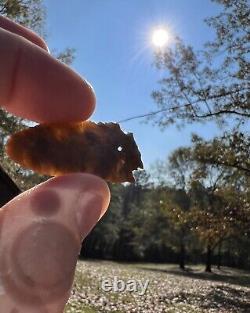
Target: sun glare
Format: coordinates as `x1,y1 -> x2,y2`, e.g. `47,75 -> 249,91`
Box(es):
152,28 -> 169,48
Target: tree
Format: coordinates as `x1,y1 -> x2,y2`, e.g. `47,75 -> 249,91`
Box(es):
0,0 -> 46,35
129,185 -> 176,262
166,148 -> 193,269
160,142 -> 249,272
168,146 -> 227,272
115,171 -> 153,261
149,0 -> 249,182
191,130 -> 249,268
192,132 -> 250,176
150,0 -> 249,128
151,150 -> 194,270
148,1 -> 249,271
189,180 -> 227,272
168,147 -> 194,190
161,188 -> 192,270
189,180 -> 250,272
188,139 -> 250,272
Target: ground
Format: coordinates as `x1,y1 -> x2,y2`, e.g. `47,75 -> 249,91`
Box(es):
65,260 -> 250,313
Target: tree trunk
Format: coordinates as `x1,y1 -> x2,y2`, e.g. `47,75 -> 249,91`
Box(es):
179,243 -> 186,270
205,245 -> 212,272
217,242 -> 222,270
0,165 -> 20,207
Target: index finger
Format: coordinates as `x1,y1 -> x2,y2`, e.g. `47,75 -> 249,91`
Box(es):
0,16 -> 48,51
0,17 -> 95,123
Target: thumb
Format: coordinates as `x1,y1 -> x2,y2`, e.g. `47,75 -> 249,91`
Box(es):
0,173 -> 110,313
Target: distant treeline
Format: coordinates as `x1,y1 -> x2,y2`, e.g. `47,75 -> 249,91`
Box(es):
81,167 -> 250,272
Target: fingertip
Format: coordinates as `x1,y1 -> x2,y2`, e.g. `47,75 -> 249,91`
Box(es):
0,33 -> 96,123
37,173 -> 110,238
43,173 -> 110,213
78,79 -> 96,122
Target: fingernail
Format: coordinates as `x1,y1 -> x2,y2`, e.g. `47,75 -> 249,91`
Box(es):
75,192 -> 106,240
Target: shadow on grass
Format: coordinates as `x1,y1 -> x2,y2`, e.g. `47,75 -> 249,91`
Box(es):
135,266 -> 250,312
136,266 -> 250,288
175,285 -> 250,313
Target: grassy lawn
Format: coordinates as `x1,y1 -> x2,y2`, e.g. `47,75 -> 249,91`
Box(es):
65,260 -> 250,313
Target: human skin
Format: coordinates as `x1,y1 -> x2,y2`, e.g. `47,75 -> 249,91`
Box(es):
0,16 -> 110,313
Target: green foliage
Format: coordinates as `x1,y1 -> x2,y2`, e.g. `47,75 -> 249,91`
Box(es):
168,147 -> 193,190
53,47 -> 76,66
0,0 -> 46,36
192,132 -> 250,176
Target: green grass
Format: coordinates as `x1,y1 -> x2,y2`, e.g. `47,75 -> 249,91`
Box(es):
64,260 -> 250,313
65,302 -> 98,313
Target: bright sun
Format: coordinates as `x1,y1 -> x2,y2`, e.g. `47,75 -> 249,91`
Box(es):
152,28 -> 169,48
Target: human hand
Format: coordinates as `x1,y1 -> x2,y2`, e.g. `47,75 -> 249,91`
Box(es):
0,16 -> 110,313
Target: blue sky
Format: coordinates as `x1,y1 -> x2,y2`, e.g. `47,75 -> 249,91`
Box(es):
44,0 -> 222,170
